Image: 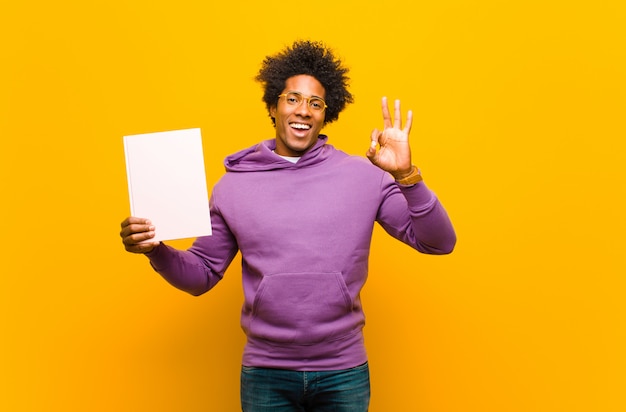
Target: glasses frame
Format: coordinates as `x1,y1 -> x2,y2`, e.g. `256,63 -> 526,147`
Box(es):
278,91 -> 328,112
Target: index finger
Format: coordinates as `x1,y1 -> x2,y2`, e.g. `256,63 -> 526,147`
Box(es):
121,216 -> 151,229
381,96 -> 392,129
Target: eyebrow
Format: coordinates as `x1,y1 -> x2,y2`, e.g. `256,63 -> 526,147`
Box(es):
287,91 -> 325,100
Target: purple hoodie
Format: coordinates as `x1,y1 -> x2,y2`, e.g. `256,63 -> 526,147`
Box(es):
146,135 -> 456,371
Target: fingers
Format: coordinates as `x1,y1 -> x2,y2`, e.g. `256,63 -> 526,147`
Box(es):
124,241 -> 159,254
381,97 -> 411,132
366,129 -> 381,162
381,97 -> 392,129
120,217 -> 153,237
394,99 -> 402,129
404,109 -> 413,135
120,216 -> 150,229
120,217 -> 159,253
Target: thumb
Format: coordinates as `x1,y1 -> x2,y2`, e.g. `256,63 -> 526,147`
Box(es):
366,129 -> 380,163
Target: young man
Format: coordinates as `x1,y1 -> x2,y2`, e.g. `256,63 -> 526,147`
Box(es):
120,40 -> 456,411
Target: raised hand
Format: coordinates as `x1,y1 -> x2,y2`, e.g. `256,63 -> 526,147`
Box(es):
366,97 -> 414,180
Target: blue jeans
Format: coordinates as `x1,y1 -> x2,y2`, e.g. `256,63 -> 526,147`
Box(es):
240,362 -> 370,412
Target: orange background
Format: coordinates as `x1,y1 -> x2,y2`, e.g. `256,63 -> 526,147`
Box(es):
1,1 -> 625,411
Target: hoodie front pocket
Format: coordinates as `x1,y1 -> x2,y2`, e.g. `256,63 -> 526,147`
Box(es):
247,272 -> 357,345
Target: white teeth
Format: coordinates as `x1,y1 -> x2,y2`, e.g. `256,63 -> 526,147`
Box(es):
290,123 -> 311,130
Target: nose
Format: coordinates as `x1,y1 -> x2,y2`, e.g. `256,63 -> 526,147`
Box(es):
294,99 -> 312,116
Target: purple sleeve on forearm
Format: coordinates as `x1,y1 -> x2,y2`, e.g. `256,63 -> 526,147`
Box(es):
144,243 -> 217,296
378,180 -> 457,254
143,200 -> 239,296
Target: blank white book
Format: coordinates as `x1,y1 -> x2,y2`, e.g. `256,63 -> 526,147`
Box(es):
123,128 -> 212,242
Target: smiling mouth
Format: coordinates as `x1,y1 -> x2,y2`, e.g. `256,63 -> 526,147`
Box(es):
290,122 -> 311,130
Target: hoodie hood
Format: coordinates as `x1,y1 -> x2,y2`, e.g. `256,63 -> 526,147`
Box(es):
224,135 -> 334,172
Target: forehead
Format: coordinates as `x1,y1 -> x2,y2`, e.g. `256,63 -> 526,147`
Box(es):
283,75 -> 326,98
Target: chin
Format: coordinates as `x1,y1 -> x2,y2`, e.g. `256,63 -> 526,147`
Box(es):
292,145 -> 314,155
285,140 -> 311,153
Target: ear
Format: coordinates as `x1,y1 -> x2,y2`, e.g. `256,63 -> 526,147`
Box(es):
269,105 -> 276,118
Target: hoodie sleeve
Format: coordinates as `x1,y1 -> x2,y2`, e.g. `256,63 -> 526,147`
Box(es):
376,175 -> 456,255
144,193 -> 239,296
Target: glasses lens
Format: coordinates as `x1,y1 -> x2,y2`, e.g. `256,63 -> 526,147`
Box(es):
285,92 -> 303,106
309,98 -> 325,111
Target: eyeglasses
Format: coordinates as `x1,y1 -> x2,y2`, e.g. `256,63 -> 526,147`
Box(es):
278,91 -> 327,112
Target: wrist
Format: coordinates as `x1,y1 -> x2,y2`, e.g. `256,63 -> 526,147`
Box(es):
393,166 -> 414,181
394,165 -> 422,185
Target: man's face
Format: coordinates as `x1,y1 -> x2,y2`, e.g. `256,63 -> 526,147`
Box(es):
270,75 -> 326,157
